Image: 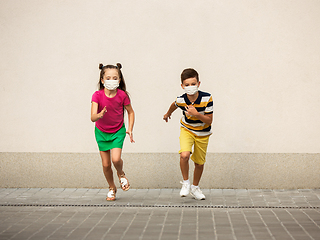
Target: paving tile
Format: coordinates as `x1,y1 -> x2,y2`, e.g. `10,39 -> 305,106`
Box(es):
1,188 -> 320,239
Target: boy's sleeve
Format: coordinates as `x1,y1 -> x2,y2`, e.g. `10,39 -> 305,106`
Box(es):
174,97 -> 178,107
204,95 -> 214,114
175,96 -> 186,109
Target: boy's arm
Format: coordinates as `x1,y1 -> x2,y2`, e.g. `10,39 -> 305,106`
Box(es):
163,102 -> 178,122
197,113 -> 213,125
185,105 -> 213,125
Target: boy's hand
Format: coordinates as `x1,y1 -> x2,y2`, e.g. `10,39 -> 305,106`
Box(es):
185,105 -> 198,116
163,113 -> 171,122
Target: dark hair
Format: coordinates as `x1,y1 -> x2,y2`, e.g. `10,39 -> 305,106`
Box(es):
181,68 -> 199,84
98,63 -> 129,96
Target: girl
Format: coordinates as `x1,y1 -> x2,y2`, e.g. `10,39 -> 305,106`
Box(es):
91,63 -> 135,201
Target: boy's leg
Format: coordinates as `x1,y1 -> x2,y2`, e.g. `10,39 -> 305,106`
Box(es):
100,150 -> 116,189
179,128 -> 195,180
191,161 -> 206,200
180,151 -> 190,180
189,135 -> 209,200
179,128 -> 195,197
193,162 -> 204,186
180,151 -> 191,197
190,135 -> 209,185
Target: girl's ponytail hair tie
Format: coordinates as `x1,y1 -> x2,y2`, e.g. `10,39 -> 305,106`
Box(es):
99,63 -> 104,70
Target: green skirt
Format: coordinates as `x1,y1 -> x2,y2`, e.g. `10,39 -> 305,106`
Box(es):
95,124 -> 126,151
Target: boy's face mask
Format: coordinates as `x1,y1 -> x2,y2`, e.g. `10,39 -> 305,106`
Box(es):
103,80 -> 119,90
184,85 -> 198,95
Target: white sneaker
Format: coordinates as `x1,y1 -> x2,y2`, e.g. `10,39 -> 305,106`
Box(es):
190,186 -> 205,200
180,181 -> 190,197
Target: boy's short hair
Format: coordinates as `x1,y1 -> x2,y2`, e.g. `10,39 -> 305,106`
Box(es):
181,68 -> 199,83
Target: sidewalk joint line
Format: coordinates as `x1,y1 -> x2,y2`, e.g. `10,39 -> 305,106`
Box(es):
0,203 -> 319,209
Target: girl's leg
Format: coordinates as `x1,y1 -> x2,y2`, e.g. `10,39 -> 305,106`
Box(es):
193,162 -> 204,186
180,151 -> 190,180
100,151 -> 116,189
110,148 -> 124,176
111,148 -> 129,190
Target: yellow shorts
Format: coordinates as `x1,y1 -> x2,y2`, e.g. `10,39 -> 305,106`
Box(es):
179,127 -> 210,165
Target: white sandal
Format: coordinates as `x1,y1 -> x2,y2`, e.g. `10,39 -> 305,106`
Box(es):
119,173 -> 130,191
106,188 -> 116,201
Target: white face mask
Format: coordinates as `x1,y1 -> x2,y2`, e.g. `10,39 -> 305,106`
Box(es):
103,80 -> 119,90
184,85 -> 198,95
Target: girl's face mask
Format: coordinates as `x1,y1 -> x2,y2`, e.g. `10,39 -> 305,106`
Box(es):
184,85 -> 198,95
103,80 -> 119,90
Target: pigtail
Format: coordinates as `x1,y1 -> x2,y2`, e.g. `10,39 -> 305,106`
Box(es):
116,63 -> 122,69
98,63 -> 105,90
116,63 -> 127,95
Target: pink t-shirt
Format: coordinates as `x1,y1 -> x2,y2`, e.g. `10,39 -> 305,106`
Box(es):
92,89 -> 130,133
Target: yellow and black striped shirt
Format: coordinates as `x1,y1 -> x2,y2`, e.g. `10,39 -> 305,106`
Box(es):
175,91 -> 214,136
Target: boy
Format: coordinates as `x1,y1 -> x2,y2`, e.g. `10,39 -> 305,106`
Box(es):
163,68 -> 213,200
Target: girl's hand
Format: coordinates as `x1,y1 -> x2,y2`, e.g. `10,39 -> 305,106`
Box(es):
99,106 -> 107,119
126,131 -> 135,143
185,105 -> 198,116
163,113 -> 171,122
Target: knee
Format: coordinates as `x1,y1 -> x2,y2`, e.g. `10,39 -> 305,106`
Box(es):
112,157 -> 122,165
180,152 -> 190,162
102,163 -> 112,171
194,162 -> 204,169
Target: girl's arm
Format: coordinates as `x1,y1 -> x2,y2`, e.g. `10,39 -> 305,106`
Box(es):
163,102 -> 178,122
91,102 -> 107,122
124,104 -> 135,143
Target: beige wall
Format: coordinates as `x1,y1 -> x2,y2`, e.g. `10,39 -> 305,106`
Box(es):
1,1 -> 320,188
1,0 -> 320,154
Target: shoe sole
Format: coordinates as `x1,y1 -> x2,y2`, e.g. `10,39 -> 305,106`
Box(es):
180,191 -> 189,197
190,192 -> 205,200
180,188 -> 190,197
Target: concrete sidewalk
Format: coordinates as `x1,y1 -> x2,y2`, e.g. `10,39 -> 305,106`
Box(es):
1,188 -> 320,239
